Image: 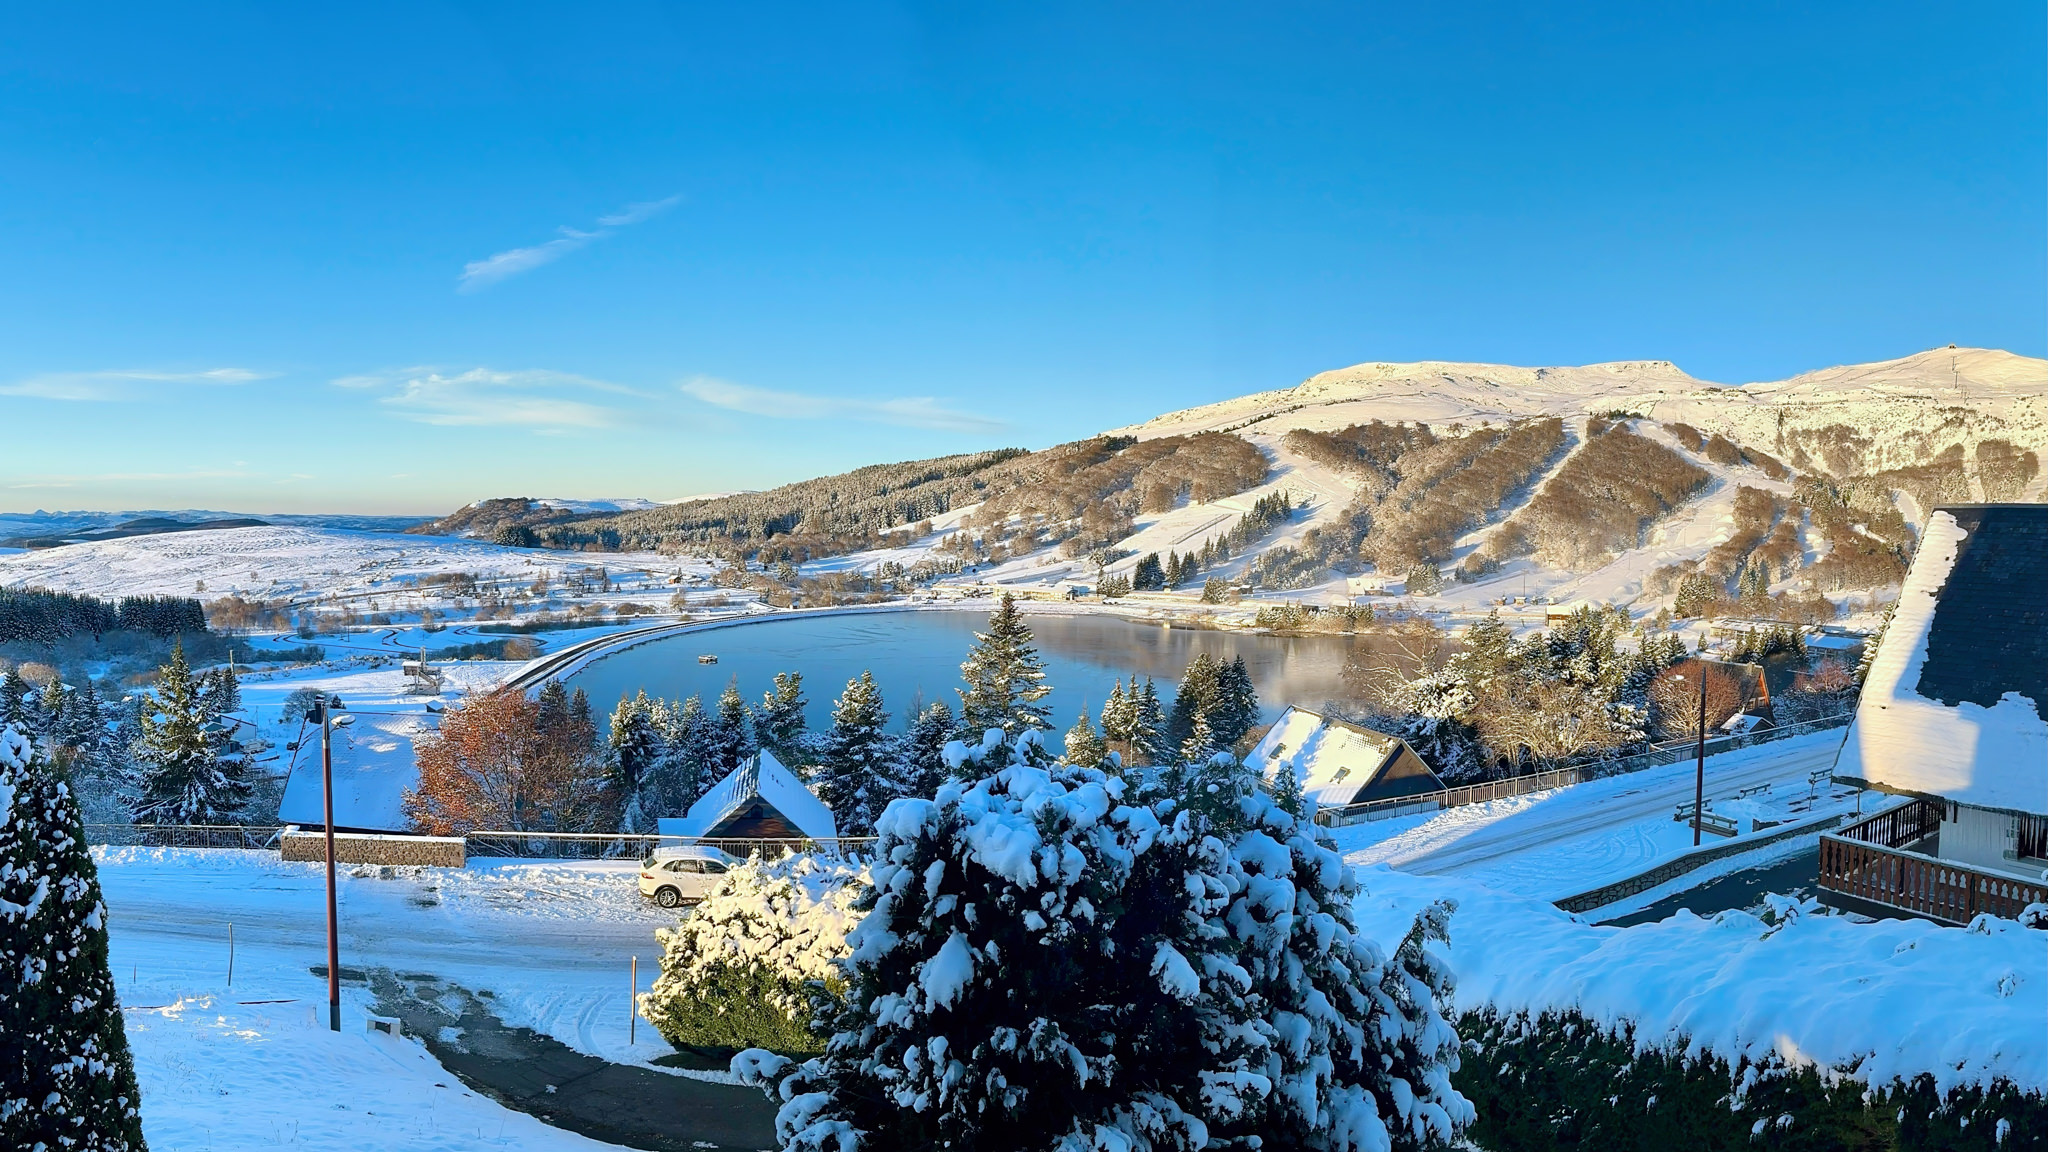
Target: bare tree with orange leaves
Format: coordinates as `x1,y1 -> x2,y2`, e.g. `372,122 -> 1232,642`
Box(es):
404,686 -> 615,834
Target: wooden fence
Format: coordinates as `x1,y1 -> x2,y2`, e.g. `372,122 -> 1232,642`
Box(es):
1818,802 -> 2048,924
1314,710 -> 1854,828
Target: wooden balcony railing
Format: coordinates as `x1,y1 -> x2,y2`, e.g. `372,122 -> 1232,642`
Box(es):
1833,798 -> 1942,849
1818,831 -> 2048,924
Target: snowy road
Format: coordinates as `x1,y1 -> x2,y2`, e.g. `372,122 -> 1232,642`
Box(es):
1333,728 -> 1863,901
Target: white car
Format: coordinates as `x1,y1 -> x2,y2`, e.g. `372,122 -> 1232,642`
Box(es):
638,846 -> 741,908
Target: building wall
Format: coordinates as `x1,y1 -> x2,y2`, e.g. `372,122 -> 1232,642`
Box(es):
1938,805 -> 2017,873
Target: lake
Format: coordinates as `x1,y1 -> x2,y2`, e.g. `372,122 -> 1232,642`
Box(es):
563,608 -> 1368,732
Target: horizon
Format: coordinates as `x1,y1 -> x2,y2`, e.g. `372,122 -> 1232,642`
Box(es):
2,2 -> 2043,514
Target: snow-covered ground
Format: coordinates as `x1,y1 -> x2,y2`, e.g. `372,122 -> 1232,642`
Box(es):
1330,728 -> 1859,902
0,523 -> 705,607
1354,865 -> 2048,1098
99,847 -> 714,1148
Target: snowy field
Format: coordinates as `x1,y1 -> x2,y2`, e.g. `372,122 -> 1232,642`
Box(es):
99,847 -> 708,1149
0,523 -> 707,608
1331,728 -> 1861,902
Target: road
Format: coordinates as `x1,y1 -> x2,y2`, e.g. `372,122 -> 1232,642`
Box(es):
1334,728 -> 1861,902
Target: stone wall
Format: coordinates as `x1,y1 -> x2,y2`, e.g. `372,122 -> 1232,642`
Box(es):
280,830 -> 466,868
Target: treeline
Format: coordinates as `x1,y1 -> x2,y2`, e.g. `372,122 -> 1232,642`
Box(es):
1660,422 -> 1790,479
415,432 -> 1270,567
951,432 -> 1269,567
0,588 -> 208,644
1120,492 -> 1295,593
1487,426 -> 1709,572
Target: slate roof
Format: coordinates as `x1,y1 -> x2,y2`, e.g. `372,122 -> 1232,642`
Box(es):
1835,505 -> 2048,816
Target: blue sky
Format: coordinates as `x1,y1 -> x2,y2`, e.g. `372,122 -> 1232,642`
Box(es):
1,2 -> 2041,515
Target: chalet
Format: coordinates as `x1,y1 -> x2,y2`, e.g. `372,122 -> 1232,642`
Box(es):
1821,504 -> 2048,923
657,749 -> 840,843
1249,706 -> 1444,809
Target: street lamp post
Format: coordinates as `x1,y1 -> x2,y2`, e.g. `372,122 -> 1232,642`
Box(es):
313,696 -> 352,1031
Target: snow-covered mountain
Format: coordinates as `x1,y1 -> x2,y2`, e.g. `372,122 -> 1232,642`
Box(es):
1116,347 -> 2048,477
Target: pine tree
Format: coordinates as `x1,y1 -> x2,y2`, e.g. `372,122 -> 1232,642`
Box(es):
706,678 -> 759,778
1210,656 -> 1258,750
1133,678 -> 1168,764
1166,653 -> 1222,753
957,594 -> 1052,737
0,724 -> 149,1151
132,642 -> 250,824
1060,707 -> 1107,767
650,695 -> 712,813
1179,708 -> 1220,764
1099,678 -> 1133,744
58,680 -> 114,778
814,672 -> 896,836
1132,553 -> 1166,591
0,667 -> 27,728
756,672 -> 810,764
198,666 -> 241,721
897,701 -> 957,799
608,690 -> 662,797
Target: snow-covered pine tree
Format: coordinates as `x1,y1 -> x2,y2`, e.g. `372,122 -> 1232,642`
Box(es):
606,684 -> 663,795
0,724 -> 148,1151
957,594 -> 1052,736
1166,653 -> 1221,753
707,678 -> 759,778
644,695 -> 709,815
1212,656 -> 1259,750
1133,678 -> 1168,764
132,642 -> 250,824
1060,707 -> 1107,768
734,735 -> 1252,1152
0,667 -> 27,728
756,672 -> 810,765
1177,709 -> 1220,764
896,700 -> 956,800
57,679 -> 113,778
198,666 -> 241,721
1143,751 -> 1472,1150
813,672 -> 896,836
1099,678 -> 1134,745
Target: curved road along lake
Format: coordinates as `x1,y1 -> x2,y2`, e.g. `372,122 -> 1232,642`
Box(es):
563,609 -> 1367,731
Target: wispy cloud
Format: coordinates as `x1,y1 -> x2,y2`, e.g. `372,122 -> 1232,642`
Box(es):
0,367 -> 269,402
342,367 -> 636,431
459,194 -> 682,292
680,377 -> 1006,434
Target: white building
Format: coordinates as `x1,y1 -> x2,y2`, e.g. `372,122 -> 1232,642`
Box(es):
1823,505 -> 2048,921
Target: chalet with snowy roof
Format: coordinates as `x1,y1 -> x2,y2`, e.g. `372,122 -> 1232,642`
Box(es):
1821,505 -> 2048,923
1250,706 -> 1444,810
657,749 -> 840,843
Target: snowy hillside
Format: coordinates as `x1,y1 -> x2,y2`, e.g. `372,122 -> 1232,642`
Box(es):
0,524 -> 695,601
1113,347 -> 2048,471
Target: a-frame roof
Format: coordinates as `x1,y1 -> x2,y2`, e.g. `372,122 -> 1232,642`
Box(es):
661,748 -> 840,840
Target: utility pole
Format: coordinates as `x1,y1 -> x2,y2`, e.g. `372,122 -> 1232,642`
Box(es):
313,695 -> 351,1031
1694,672 -> 1707,847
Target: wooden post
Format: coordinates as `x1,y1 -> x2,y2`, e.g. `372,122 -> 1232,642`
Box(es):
629,956 -> 638,1046
227,922 -> 234,989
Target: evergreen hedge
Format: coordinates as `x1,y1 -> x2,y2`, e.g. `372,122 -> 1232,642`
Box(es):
1457,1008 -> 2045,1152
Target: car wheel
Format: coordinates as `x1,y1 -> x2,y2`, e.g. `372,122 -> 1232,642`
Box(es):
654,886 -> 682,909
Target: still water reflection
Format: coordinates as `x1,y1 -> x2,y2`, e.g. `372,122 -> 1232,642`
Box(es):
564,609 -> 1366,731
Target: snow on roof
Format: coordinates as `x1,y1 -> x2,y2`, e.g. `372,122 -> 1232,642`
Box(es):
1249,705 -> 1417,808
662,749 -> 839,840
1835,505 -> 2048,816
